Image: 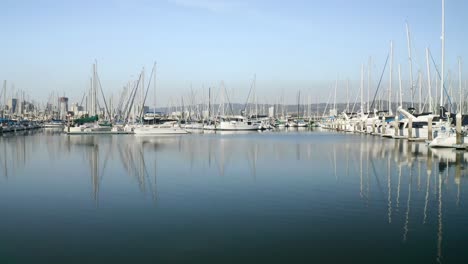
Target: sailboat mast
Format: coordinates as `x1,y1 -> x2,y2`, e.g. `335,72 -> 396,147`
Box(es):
346,79 -> 349,113
440,0 -> 445,113
92,64 -> 96,116
361,64 -> 364,114
95,62 -> 98,117
254,91 -> 258,117
2,80 -> 6,111
367,57 -> 371,114
89,78 -> 92,116
141,67 -> 145,121
334,78 -> 337,114
406,22 -> 415,108
221,82 -> 225,117
297,90 -> 300,118
459,57 -> 462,113
419,71 -> 423,112
426,48 -> 433,113
254,74 -> 257,118
389,41 -> 393,115
399,64 -> 403,107
154,62 -> 157,118
208,87 -> 211,119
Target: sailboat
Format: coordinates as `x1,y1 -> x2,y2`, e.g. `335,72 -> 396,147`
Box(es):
211,77 -> 261,131
215,115 -> 260,131
428,0 -> 466,148
64,63 -> 113,134
134,122 -> 188,135
133,63 -> 188,135
44,119 -> 64,128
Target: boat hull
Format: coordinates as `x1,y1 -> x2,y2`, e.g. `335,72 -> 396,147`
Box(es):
134,126 -> 188,135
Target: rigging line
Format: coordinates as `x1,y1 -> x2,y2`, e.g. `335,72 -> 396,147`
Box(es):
79,92 -> 86,107
125,73 -> 143,123
122,81 -> 137,120
370,52 -> 390,112
96,72 -> 111,120
350,83 -> 360,114
242,76 -> 256,115
223,83 -> 235,116
428,49 -> 452,108
138,62 -> 157,121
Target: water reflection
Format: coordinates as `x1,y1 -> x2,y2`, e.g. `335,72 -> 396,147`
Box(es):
1,131 -> 467,262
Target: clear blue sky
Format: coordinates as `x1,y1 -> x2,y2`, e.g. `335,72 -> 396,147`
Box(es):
1,0 -> 467,105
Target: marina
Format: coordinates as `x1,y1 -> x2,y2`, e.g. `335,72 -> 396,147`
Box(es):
2,0 -> 468,263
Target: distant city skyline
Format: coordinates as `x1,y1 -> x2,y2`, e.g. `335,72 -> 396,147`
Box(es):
1,0 -> 467,105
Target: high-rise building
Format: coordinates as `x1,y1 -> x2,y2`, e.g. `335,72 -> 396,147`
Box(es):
59,97 -> 69,120
7,98 -> 17,114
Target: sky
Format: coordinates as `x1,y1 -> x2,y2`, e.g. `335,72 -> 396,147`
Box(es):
1,0 -> 467,106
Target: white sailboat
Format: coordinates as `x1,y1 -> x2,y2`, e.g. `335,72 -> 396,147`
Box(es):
216,115 -> 260,131
44,120 -> 64,128
134,122 -> 188,135
133,63 -> 188,135
428,0 -> 465,148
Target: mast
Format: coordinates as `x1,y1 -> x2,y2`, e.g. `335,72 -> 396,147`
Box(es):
361,64 -> 364,115
298,90 -> 301,118
346,79 -> 350,113
141,67 -> 145,122
89,77 -> 92,115
208,87 -> 211,119
334,78 -> 337,114
367,57 -> 371,114
459,57 -> 462,113
181,96 -> 185,122
399,64 -> 403,107
221,82 -> 225,117
95,62 -> 98,117
92,64 -> 96,116
419,71 -> 423,113
2,80 -> 6,112
154,62 -> 157,120
440,0 -> 445,116
316,96 -> 319,119
254,74 -> 257,118
389,41 -> 393,115
406,22 -> 415,108
426,48 -> 433,113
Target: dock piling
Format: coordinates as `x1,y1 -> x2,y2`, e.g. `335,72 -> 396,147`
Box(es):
428,117 -> 433,141
456,113 -> 462,145
408,118 -> 413,139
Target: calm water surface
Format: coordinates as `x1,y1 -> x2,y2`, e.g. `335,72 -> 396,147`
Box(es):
1,128 -> 468,263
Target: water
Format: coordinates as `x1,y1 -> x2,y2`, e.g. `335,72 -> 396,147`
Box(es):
1,128 -> 468,263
